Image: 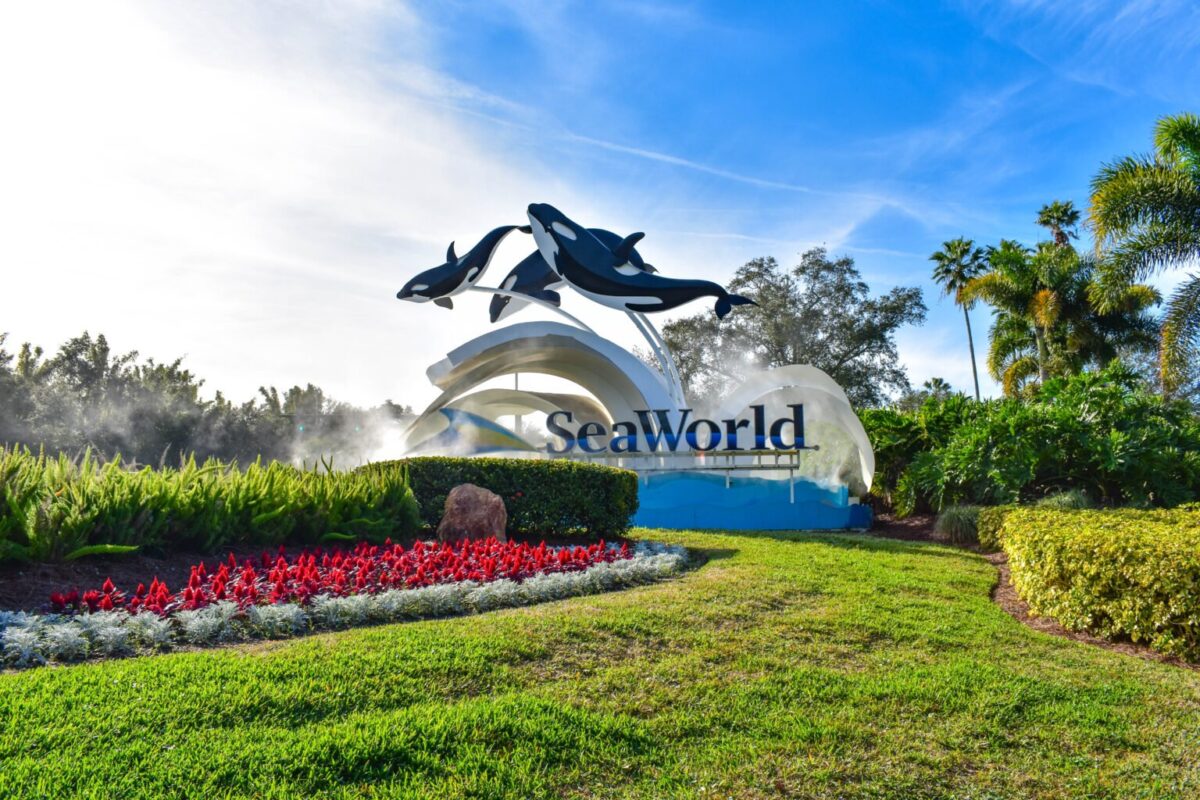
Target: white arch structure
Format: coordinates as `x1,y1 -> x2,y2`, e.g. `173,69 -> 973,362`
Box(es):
402,321 -> 677,453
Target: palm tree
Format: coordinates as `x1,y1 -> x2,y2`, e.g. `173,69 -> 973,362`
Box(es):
965,240 -> 1050,385
966,241 -> 1159,395
921,377 -> 953,400
1036,200 -> 1081,247
929,238 -> 985,400
1090,112 -> 1200,394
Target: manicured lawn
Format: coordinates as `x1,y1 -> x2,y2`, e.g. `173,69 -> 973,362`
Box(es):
3,530 -> 1199,799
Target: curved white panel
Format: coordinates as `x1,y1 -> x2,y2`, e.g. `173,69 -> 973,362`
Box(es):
714,365 -> 875,495
404,322 -> 677,452
443,388 -> 613,425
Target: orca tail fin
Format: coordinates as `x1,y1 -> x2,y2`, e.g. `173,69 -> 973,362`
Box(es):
517,225 -> 532,234
715,293 -> 755,319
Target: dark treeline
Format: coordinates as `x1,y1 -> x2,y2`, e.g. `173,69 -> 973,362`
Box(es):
0,331 -> 412,466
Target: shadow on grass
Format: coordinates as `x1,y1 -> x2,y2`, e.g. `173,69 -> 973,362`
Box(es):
687,547 -> 738,565
691,528 -> 985,566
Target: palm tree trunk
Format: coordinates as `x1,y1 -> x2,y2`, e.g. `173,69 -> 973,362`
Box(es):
963,306 -> 980,401
1034,328 -> 1050,382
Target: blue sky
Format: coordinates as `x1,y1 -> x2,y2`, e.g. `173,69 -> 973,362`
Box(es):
2,0 -> 1198,409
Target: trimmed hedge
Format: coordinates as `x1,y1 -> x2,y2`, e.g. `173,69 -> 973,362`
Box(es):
1000,506 -> 1200,660
363,457 -> 639,537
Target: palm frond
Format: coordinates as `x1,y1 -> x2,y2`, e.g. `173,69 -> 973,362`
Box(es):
1089,158 -> 1200,248
1154,112 -> 1200,171
1002,356 -> 1040,397
1161,274 -> 1200,395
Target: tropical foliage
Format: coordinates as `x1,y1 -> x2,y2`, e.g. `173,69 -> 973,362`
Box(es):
0,448 -> 421,563
1090,112 -> 1200,394
962,216 -> 1159,396
862,364 -> 1200,514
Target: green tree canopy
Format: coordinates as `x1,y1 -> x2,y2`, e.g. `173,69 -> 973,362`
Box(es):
659,249 -> 926,409
965,239 -> 1159,395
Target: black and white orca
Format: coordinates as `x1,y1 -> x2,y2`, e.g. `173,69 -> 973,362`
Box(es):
397,225 -> 524,309
590,228 -> 657,276
526,203 -> 755,318
488,228 -> 657,323
488,250 -> 565,323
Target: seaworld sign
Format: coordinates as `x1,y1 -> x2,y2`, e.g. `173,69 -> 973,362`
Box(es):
392,201 -> 876,530
545,405 -> 805,454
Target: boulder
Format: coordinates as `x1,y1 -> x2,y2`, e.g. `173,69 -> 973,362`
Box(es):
435,483 -> 508,543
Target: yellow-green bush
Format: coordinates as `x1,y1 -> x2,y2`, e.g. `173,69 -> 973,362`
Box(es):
976,505 -> 1016,551
1000,506 -> 1200,660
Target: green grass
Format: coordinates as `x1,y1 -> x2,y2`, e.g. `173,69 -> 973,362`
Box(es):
3,529 -> 1199,799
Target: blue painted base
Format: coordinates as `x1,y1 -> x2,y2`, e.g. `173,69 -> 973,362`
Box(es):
633,471 -> 872,531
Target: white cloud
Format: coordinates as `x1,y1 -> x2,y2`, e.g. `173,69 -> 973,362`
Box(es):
958,0 -> 1200,102
0,0 -> 959,421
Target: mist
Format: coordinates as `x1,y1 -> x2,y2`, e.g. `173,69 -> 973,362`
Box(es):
0,330 -> 413,469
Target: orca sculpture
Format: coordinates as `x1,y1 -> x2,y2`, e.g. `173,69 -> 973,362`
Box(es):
488,251 -> 566,323
590,228 -> 657,276
488,228 -> 657,323
397,225 -> 524,309
526,203 -> 755,318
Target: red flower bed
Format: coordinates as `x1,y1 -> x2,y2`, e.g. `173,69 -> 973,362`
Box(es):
50,538 -> 630,615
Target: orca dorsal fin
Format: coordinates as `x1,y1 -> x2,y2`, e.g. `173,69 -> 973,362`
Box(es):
446,241 -> 457,263
611,232 -> 645,264
434,297 -> 454,309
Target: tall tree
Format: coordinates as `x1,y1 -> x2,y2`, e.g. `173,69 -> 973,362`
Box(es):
659,249 -> 926,408
1036,200 -> 1081,247
966,242 -> 1159,395
929,237 -> 985,400
1090,112 -> 1200,394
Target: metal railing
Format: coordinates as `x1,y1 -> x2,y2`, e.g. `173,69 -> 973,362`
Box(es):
557,446 -> 822,503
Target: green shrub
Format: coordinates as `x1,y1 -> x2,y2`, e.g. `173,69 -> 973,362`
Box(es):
1033,489 -> 1093,510
0,447 -> 420,563
933,505 -> 981,544
364,457 -> 639,537
976,505 -> 1016,551
1002,506 -> 1200,660
876,365 -> 1200,513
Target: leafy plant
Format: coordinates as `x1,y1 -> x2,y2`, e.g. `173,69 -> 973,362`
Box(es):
869,364 -> 1200,515
1033,489 -> 1093,510
0,448 -> 420,563
933,505 -> 981,544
